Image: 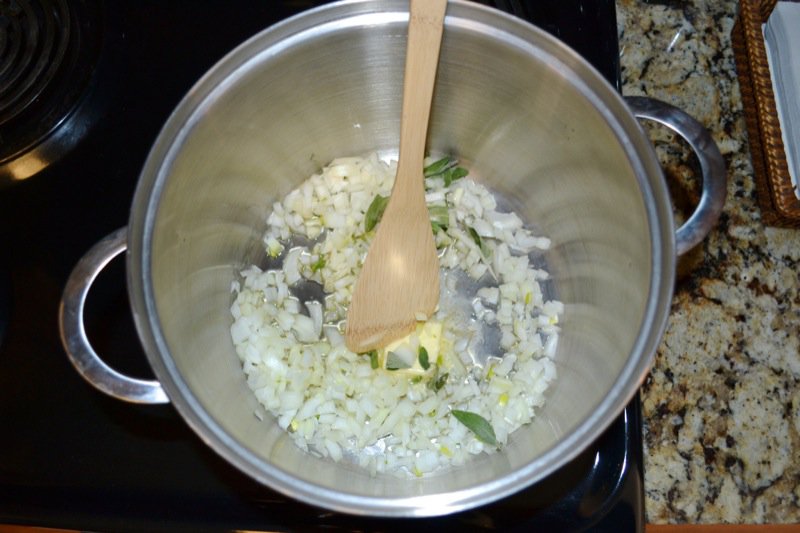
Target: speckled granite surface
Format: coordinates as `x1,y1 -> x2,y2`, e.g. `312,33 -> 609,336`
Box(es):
616,0 -> 800,524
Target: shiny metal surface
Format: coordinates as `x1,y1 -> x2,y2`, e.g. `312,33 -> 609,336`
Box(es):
61,0 -> 720,517
59,227 -> 169,404
625,96 -> 727,255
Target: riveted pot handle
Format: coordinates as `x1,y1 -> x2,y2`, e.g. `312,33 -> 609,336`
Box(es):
59,227 -> 169,404
625,96 -> 726,256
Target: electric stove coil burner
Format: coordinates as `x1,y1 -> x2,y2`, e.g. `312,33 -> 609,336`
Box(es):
0,0 -> 69,122
0,0 -> 102,185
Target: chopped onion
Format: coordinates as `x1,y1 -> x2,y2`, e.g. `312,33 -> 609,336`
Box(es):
305,300 -> 324,339
230,153 -> 561,478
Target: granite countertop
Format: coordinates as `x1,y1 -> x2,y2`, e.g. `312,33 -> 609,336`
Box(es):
615,0 -> 800,524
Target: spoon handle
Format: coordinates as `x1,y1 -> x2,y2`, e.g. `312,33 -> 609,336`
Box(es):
395,0 -> 447,195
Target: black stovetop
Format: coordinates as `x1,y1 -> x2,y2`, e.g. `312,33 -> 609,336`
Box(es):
0,1 -> 642,531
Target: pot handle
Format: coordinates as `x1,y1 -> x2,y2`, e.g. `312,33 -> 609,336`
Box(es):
59,227 -> 169,404
625,96 -> 726,256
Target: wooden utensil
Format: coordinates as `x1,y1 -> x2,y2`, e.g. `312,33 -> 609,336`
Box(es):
345,0 -> 447,353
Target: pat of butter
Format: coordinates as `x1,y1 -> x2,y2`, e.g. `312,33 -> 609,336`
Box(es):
381,321 -> 442,375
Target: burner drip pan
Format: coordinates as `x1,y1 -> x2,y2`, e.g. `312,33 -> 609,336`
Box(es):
0,0 -> 102,184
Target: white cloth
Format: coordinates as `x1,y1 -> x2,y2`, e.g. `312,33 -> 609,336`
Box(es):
763,2 -> 800,199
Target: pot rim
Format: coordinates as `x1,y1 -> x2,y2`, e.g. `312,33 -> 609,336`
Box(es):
126,0 -> 675,516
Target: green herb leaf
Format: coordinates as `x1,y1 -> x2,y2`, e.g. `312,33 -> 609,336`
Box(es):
432,372 -> 448,392
418,347 -> 430,370
468,226 -> 482,247
411,376 -> 424,384
386,351 -> 411,371
442,166 -> 468,187
428,205 -> 449,229
310,257 -> 326,272
424,157 -> 469,189
362,350 -> 379,369
467,226 -> 490,257
364,194 -> 389,232
424,157 -> 456,177
451,409 -> 497,446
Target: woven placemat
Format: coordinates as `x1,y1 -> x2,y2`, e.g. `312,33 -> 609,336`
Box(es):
733,0 -> 800,227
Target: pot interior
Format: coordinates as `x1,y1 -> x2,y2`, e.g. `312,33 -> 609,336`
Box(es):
130,0 -> 673,515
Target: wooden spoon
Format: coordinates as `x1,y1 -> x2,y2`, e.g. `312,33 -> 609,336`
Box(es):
345,0 -> 447,353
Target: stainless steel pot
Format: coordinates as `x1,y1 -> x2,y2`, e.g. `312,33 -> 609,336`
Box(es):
59,0 -> 725,517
